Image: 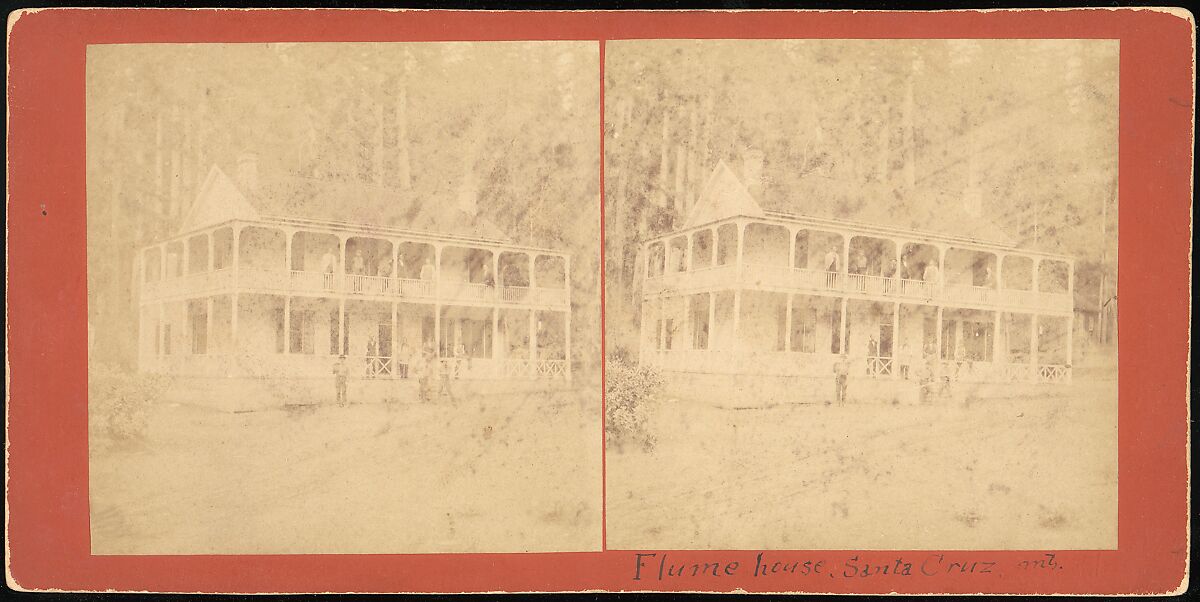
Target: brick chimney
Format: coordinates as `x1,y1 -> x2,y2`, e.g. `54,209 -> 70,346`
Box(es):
741,147 -> 765,198
236,152 -> 259,192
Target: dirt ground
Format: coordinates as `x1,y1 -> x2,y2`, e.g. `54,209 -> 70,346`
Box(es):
89,385 -> 603,554
606,375 -> 1117,551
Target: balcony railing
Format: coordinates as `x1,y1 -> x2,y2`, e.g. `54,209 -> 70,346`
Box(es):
141,268 -> 568,308
645,263 -> 1072,313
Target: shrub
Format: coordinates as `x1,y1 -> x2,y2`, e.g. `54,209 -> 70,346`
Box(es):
89,364 -> 171,443
605,355 -> 663,453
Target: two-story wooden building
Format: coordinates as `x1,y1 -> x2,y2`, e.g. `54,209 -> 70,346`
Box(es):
138,156 -> 572,387
641,162 -> 1074,397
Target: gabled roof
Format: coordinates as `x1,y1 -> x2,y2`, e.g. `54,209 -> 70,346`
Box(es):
180,165 -> 510,243
683,160 -> 766,228
686,162 -> 1018,248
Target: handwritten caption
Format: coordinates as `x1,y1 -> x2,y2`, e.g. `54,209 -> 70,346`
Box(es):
631,552 -> 1064,582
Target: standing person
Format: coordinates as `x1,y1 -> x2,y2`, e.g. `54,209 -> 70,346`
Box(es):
332,355 -> 349,407
832,352 -> 850,406
377,256 -> 393,279
397,340 -> 411,379
320,249 -> 337,274
823,246 -> 839,273
481,263 -> 495,288
420,257 -> 435,280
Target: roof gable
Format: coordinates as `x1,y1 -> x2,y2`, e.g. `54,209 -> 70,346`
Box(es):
180,165 -> 261,232
683,160 -> 766,228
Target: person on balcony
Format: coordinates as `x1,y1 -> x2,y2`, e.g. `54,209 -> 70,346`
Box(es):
823,247 -> 839,273
481,264 -> 495,289
320,249 -> 337,274
420,257 -> 435,280
397,340 -> 411,378
922,261 -> 941,285
377,256 -> 393,278
332,355 -> 349,407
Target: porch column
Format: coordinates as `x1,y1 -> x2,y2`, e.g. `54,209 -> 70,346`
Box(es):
841,234 -> 850,276
891,302 -> 901,379
707,292 -> 716,351
935,306 -> 944,362
434,303 -> 442,358
643,242 -> 651,281
788,228 -> 797,270
232,227 -> 241,286
207,232 -> 215,271
894,240 -> 903,277
936,245 -> 947,296
838,297 -> 848,354
282,296 -> 291,354
391,303 -> 398,361
491,307 -> 500,359
993,311 -> 1003,363
953,317 -> 964,360
528,252 -> 537,289
231,294 -> 239,352
735,221 -> 745,282
710,227 -> 718,264
659,297 -> 667,352
563,255 -> 572,381
158,302 -> 166,355
732,290 -> 742,354
529,309 -> 538,363
1031,314 -> 1040,375
1066,313 -> 1074,369
784,293 -> 794,352
564,309 -> 572,381
336,234 -> 348,291
1032,258 -> 1041,292
338,298 -> 345,355
683,295 -> 693,349
181,300 -> 191,354
492,251 -> 500,290
284,230 -> 293,272
205,297 -> 214,355
685,234 -> 694,272
995,253 -> 1005,291
392,240 -> 400,279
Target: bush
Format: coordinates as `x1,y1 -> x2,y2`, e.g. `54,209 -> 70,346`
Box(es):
89,364 -> 171,443
605,355 -> 663,453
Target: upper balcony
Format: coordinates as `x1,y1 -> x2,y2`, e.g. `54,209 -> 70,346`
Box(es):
139,221 -> 571,310
643,218 -> 1074,315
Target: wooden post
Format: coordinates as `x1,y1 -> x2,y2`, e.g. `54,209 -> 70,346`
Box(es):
391,302 -> 399,373
732,290 -> 742,354
529,309 -> 538,364
707,292 -> 716,351
563,255 -> 572,381
283,296 -> 291,355
935,305 -> 943,362
788,228 -> 797,271
284,230 -> 293,272
231,294 -> 239,353
995,253 -> 1004,291
1031,314 -> 1040,379
338,298 -> 345,356
232,227 -> 241,285
838,297 -> 848,354
993,311 -> 1003,364
207,231 -> 215,271
206,297 -> 214,355
784,293 -> 794,352
892,302 -> 901,379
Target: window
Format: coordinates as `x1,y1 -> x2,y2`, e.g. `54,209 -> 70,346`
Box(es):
663,319 -> 674,350
792,313 -> 816,353
274,308 -> 285,353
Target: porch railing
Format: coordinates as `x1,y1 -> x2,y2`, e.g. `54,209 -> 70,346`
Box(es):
139,269 -> 562,307
865,355 -> 893,377
647,262 -> 1071,313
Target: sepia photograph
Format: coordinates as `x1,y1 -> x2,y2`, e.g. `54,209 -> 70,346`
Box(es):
603,39 -> 1118,550
86,41 -> 602,554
